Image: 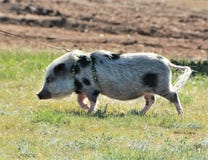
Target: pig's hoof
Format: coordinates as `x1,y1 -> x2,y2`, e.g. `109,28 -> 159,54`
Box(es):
178,109 -> 183,115
87,108 -> 94,113
84,106 -> 90,110
80,104 -> 90,110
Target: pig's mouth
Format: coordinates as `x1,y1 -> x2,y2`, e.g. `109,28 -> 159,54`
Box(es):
37,89 -> 52,100
37,90 -> 72,100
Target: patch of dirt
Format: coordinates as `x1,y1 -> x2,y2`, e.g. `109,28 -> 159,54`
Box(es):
0,0 -> 207,60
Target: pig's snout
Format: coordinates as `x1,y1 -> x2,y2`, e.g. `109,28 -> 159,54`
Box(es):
37,89 -> 52,100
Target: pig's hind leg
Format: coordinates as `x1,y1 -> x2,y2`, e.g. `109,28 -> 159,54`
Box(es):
139,94 -> 156,115
158,90 -> 183,115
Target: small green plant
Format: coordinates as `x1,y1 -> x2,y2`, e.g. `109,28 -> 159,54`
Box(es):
17,138 -> 35,158
32,109 -> 66,125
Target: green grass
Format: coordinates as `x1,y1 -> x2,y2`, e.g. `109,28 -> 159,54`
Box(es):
0,49 -> 208,159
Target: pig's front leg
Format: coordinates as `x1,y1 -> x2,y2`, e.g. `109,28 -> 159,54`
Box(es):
77,90 -> 100,112
77,93 -> 90,110
86,90 -> 100,112
88,101 -> 98,113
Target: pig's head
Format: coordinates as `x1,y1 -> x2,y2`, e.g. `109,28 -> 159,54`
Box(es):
37,50 -> 83,99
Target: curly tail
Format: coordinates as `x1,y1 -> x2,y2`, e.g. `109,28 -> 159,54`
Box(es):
169,63 -> 192,91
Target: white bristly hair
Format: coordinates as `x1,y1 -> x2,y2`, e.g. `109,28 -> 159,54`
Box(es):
170,63 -> 192,91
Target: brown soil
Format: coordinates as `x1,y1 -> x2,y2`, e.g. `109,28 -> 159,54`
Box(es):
0,0 -> 207,60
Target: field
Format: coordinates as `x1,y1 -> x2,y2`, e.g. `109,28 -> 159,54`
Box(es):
0,49 -> 208,159
0,0 -> 208,60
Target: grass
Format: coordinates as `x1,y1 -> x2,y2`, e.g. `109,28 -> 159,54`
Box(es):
0,49 -> 208,159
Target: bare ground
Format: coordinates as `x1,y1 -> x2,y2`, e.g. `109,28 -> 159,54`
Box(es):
0,0 -> 208,60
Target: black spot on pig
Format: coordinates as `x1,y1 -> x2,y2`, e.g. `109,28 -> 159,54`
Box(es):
77,56 -> 90,68
111,53 -> 121,60
54,63 -> 65,76
93,90 -> 100,97
91,90 -> 100,102
82,78 -> 91,86
142,73 -> 158,88
103,53 -> 121,60
75,79 -> 83,93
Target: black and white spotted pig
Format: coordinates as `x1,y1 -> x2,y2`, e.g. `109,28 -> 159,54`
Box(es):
37,50 -> 192,115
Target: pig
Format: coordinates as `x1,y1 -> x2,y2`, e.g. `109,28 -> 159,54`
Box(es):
37,50 -> 192,115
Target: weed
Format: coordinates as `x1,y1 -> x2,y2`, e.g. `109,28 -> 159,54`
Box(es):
31,109 -> 67,125
16,138 -> 35,158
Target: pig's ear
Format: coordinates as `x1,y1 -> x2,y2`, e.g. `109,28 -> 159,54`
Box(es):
54,63 -> 65,75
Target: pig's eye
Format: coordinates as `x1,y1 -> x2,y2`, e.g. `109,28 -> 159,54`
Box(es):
46,77 -> 55,83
